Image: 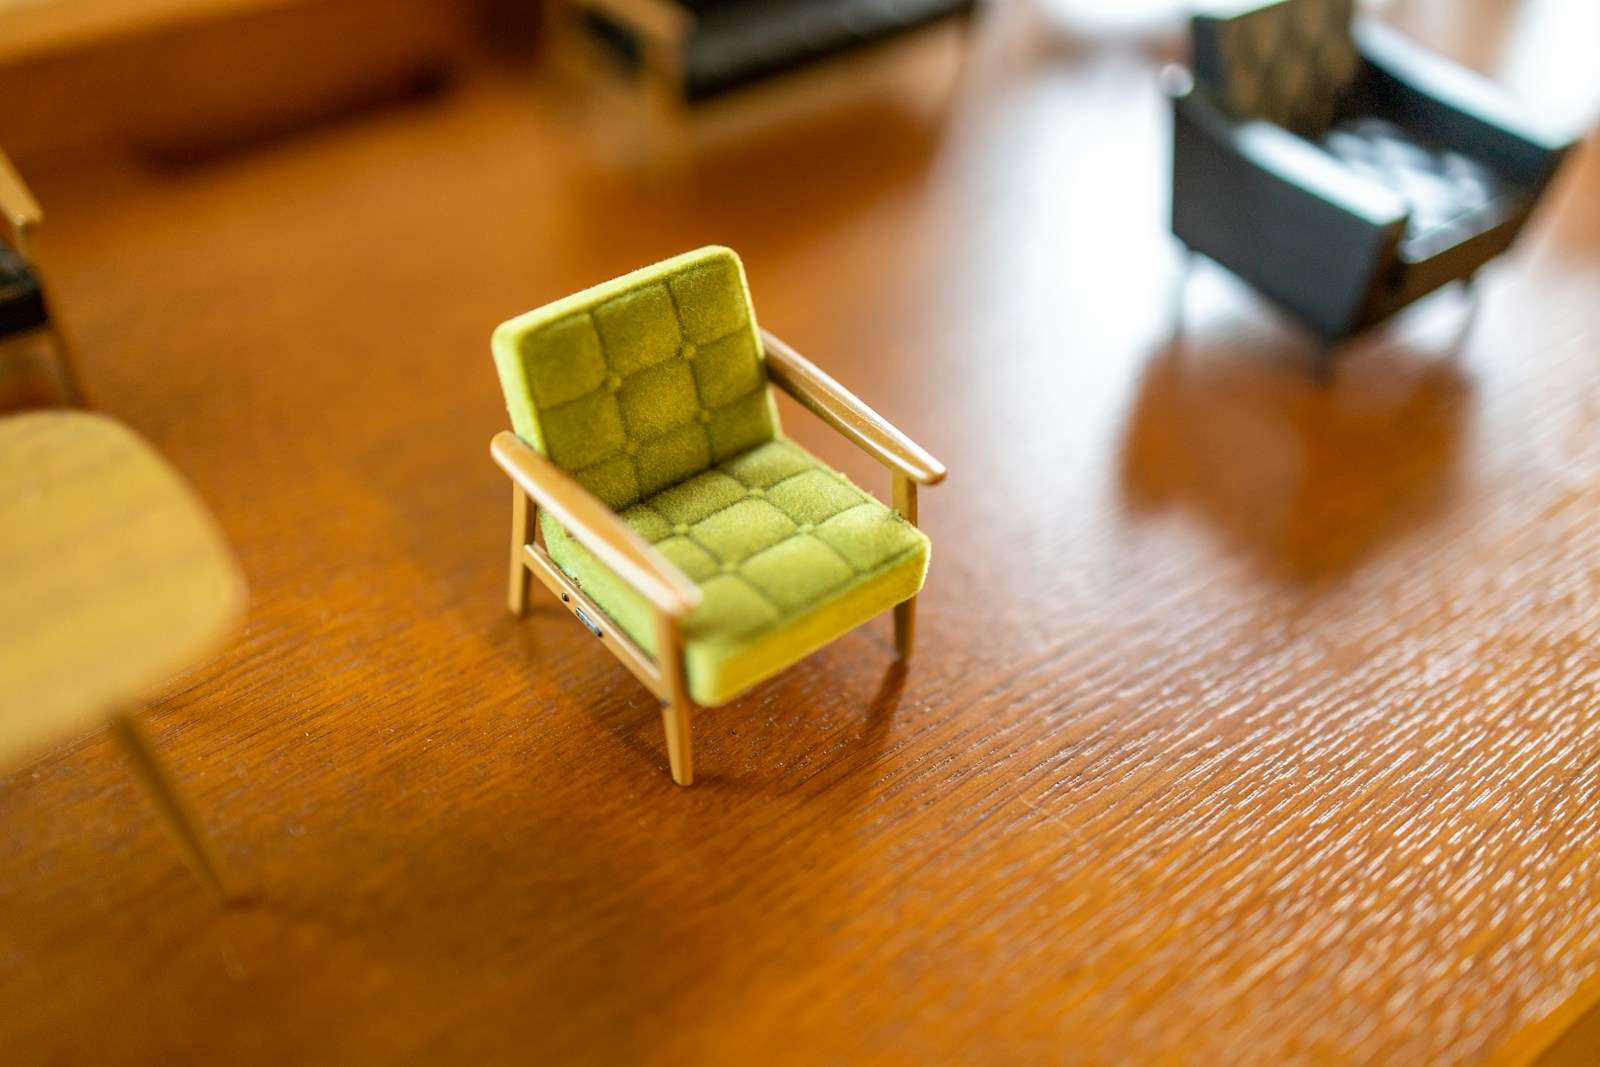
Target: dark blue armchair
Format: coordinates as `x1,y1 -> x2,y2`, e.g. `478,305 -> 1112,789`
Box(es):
1168,0 -> 1576,355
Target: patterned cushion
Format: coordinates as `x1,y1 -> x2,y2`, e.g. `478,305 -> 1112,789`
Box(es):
1193,0 -> 1359,135
1321,117 -> 1522,261
492,246 -> 778,511
542,439 -> 929,706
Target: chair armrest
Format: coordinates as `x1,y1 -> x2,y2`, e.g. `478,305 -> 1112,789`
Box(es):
1353,19 -> 1575,190
490,431 -> 701,617
1167,71 -> 1408,337
760,329 -> 947,487
0,149 -> 42,260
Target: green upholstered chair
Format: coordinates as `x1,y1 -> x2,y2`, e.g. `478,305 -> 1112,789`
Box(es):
490,246 -> 944,785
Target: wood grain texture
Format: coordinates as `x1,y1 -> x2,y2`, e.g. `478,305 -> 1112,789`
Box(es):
1,0 -> 1598,1062
0,411 -> 245,767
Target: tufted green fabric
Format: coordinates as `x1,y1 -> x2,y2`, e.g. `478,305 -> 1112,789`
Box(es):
492,246 -> 779,510
541,438 -> 929,706
1194,0 -> 1358,136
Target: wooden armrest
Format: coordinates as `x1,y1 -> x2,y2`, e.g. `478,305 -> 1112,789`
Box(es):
761,330 -> 947,487
491,432 -> 701,617
0,149 -> 42,259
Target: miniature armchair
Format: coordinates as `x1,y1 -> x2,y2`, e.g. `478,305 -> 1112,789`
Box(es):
1168,0 -> 1575,353
0,149 -> 84,409
490,246 -> 944,785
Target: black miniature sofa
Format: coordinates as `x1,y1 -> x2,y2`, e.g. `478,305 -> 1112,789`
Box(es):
566,0 -> 978,104
1168,0 -> 1575,346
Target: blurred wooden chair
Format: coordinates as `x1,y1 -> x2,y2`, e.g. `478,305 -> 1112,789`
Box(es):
0,149 -> 83,409
0,411 -> 247,901
490,246 -> 944,784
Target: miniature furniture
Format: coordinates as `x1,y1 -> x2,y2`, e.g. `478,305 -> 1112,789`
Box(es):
1168,0 -> 1574,354
550,0 -> 979,107
0,149 -> 83,408
0,411 -> 247,900
491,246 -> 944,785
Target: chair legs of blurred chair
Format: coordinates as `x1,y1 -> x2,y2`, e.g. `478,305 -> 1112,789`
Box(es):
0,325 -> 86,410
110,711 -> 231,904
1311,341 -> 1337,383
1168,245 -> 1195,339
48,325 -> 86,406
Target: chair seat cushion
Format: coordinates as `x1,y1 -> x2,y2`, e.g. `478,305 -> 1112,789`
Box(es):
1320,116 -> 1524,261
543,437 -> 929,706
683,0 -> 976,101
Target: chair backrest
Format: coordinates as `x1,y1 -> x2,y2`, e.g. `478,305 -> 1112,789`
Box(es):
1191,0 -> 1359,136
492,246 -> 779,510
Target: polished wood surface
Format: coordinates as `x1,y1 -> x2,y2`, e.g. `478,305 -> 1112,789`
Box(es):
2,0 -> 1598,1062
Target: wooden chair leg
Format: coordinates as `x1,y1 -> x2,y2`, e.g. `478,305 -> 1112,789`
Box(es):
109,712 -> 231,904
660,697 -> 693,786
894,598 -> 917,661
653,612 -> 694,785
508,484 -> 533,617
893,472 -> 920,661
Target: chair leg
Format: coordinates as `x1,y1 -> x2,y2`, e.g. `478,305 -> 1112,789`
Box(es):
49,323 -> 87,407
892,471 -> 920,661
110,711 -> 231,904
508,485 -> 533,617
894,598 -> 917,661
1312,341 -> 1337,383
653,612 -> 694,785
660,697 -> 694,786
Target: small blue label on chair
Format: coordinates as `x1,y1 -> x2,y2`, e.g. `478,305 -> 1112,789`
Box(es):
574,607 -> 604,639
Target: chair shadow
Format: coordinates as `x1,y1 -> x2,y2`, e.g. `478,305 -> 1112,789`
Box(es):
1116,324 -> 1474,584
556,85 -> 951,266
506,602 -> 908,792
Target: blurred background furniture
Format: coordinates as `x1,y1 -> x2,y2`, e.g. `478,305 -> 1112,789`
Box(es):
0,0 -> 483,166
0,149 -> 81,409
549,0 -> 980,117
491,246 -> 942,785
0,410 -> 247,901
1168,0 -> 1575,352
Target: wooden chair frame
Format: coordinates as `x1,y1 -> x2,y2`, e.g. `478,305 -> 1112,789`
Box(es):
0,148 -> 85,406
491,328 -> 946,786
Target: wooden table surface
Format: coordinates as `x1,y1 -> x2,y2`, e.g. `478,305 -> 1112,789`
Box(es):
3,1 -> 1598,1063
